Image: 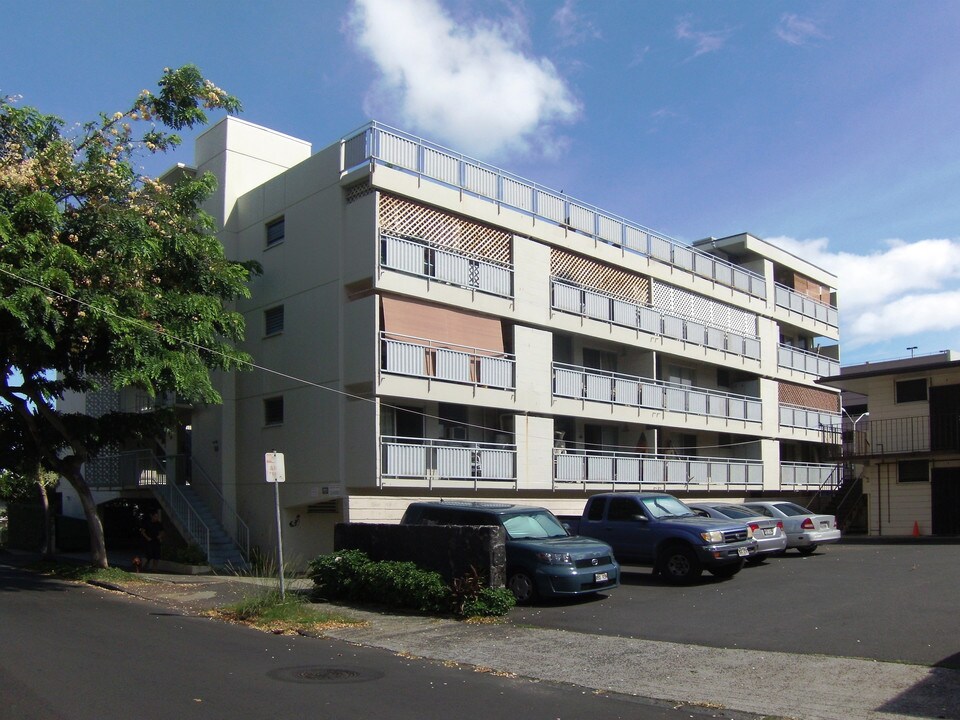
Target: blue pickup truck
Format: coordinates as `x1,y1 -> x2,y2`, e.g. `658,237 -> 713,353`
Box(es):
561,492 -> 757,583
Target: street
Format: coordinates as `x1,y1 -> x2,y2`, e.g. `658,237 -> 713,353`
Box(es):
511,542 -> 960,668
0,562 -> 739,720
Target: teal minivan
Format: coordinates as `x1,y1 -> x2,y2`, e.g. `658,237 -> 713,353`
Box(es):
401,501 -> 620,603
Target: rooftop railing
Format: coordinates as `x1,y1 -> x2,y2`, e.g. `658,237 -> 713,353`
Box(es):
344,122 -> 766,301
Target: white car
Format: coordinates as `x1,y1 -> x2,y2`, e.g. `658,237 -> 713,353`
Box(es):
741,501 -> 841,555
687,502 -> 788,561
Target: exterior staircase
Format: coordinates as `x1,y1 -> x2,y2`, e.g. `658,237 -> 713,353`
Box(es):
153,482 -> 249,571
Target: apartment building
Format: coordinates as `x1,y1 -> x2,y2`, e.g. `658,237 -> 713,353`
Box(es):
819,351 -> 960,536
162,116 -> 838,563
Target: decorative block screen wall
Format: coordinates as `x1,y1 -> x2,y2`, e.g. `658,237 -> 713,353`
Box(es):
378,194 -> 511,264
779,383 -> 840,412
550,248 -> 650,304
651,281 -> 758,337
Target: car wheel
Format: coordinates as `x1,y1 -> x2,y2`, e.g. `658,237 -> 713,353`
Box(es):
710,560 -> 744,578
797,545 -> 818,556
507,569 -> 538,604
657,545 -> 703,584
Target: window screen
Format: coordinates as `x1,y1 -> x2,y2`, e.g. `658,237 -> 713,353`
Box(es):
895,378 -> 927,403
898,460 -> 928,483
264,305 -> 284,336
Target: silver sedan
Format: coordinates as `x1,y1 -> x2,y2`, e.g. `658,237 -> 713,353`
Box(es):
687,503 -> 788,561
741,501 -> 841,555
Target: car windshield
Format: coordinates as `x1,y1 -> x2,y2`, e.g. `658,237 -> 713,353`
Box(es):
774,502 -> 812,516
640,496 -> 695,519
502,510 -> 569,539
711,505 -> 756,519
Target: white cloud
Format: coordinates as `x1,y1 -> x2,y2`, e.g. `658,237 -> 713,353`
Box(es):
775,14 -> 828,46
768,235 -> 960,349
675,16 -> 733,58
348,0 -> 581,159
551,0 -> 602,48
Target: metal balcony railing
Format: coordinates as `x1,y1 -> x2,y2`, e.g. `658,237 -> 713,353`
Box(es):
838,415 -> 960,457
380,233 -> 513,298
553,449 -> 763,491
381,435 -> 517,485
553,362 -> 762,422
345,122 -> 766,300
777,344 -> 840,377
381,332 -> 516,390
774,283 -> 838,328
552,279 -> 762,360
779,403 -> 841,432
780,462 -> 840,491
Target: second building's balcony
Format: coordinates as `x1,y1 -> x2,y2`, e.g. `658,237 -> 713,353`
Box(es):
553,362 -> 762,423
381,332 -> 516,390
553,449 -> 763,491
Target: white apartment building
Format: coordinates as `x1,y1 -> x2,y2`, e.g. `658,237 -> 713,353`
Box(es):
174,117 -> 840,564
61,117 -> 843,566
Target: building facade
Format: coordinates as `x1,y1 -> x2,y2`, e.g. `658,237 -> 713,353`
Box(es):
820,351 -> 960,536
62,117 -> 843,565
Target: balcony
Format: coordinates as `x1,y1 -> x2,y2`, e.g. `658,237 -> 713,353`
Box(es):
345,122 -> 766,300
780,462 -> 840,490
775,283 -> 838,329
380,436 -> 517,487
552,279 -> 761,360
840,415 -> 960,458
554,362 -> 762,423
779,404 -> 841,432
777,344 -> 840,378
381,332 -> 515,390
553,449 -> 763,491
380,232 -> 514,299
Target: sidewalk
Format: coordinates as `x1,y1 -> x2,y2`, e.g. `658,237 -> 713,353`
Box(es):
5,549 -> 959,720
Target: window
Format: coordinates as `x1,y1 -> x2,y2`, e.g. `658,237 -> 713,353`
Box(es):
898,460 -> 928,483
263,397 -> 284,426
266,217 -> 285,246
896,378 -> 927,404
264,305 -> 284,336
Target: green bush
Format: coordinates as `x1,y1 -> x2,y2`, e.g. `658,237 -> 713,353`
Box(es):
461,587 -> 516,618
308,551 -> 513,618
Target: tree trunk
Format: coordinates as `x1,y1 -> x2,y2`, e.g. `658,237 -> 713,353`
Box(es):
39,483 -> 56,558
62,467 -> 108,569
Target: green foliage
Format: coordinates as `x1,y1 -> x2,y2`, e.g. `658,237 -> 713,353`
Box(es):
0,65 -> 252,567
308,551 -> 513,618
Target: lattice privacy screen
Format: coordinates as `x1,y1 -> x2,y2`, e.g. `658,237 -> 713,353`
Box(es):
550,248 -> 651,304
378,194 -> 511,264
652,281 -> 758,337
779,383 -> 840,412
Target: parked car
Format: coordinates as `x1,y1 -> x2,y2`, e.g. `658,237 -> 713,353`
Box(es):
560,493 -> 757,583
400,501 -> 620,603
686,503 -> 788,561
740,501 -> 841,555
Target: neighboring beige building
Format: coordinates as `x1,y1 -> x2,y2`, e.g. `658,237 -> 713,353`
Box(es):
62,117 -> 843,565
819,351 -> 960,536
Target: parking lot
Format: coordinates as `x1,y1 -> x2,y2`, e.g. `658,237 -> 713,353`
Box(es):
511,542 -> 960,668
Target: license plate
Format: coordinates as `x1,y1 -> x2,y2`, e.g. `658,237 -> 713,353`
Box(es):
737,547 -> 749,557
595,572 -> 608,583
820,521 -> 829,528
763,528 -> 773,536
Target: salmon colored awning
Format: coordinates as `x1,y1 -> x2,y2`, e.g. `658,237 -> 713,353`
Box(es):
381,295 -> 504,353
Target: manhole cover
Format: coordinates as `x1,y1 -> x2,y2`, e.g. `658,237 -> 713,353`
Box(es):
267,666 -> 384,684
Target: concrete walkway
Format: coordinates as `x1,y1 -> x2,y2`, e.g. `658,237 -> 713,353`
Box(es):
6,550 -> 959,720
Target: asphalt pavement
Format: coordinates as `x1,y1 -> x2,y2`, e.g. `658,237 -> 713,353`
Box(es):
5,548 -> 959,720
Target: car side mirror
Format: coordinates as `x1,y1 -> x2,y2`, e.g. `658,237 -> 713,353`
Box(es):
633,514 -> 648,522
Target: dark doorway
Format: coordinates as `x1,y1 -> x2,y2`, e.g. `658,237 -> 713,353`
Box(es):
929,384 -> 960,452
931,468 -> 960,535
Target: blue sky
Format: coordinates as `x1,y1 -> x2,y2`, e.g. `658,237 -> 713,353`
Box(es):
4,0 -> 960,365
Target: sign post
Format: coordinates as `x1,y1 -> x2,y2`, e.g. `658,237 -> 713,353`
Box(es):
265,451 -> 286,599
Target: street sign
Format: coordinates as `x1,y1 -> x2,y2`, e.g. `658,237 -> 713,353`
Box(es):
265,452 -> 285,483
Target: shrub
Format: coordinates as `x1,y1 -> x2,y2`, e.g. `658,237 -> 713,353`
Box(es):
460,587 -> 516,618
308,549 -> 375,601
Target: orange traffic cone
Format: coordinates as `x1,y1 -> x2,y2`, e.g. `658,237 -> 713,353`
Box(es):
912,521 -> 920,537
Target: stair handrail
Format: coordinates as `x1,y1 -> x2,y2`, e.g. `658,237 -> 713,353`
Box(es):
186,456 -> 250,562
151,470 -> 211,563
807,462 -> 843,513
